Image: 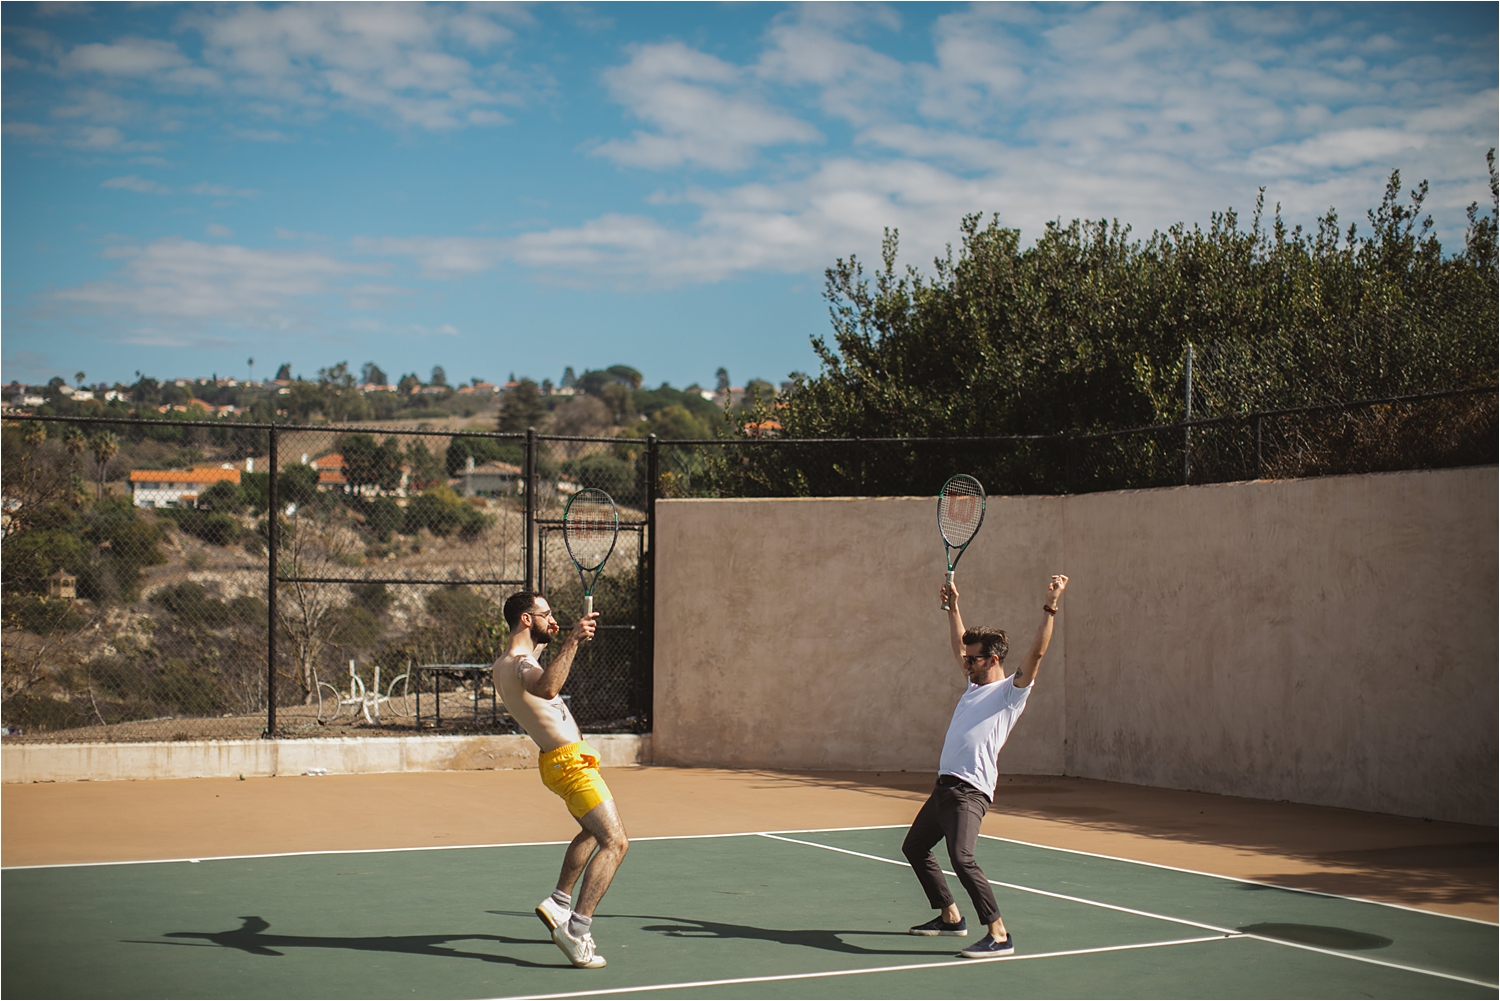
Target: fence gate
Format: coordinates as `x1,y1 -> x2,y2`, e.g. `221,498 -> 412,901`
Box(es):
535,521 -> 649,730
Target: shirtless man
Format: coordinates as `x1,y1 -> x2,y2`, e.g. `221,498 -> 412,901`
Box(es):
902,574 -> 1068,959
494,591 -> 628,970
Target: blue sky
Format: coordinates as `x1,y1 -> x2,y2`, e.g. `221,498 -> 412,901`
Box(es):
3,2 -> 1495,391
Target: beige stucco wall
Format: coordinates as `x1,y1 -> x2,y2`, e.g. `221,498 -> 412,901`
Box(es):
653,467 -> 1496,824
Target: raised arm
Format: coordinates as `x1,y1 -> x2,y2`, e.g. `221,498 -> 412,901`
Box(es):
524,613 -> 599,698
1012,575 -> 1067,689
941,580 -> 967,667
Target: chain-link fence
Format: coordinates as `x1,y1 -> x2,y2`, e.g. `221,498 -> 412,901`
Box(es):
657,388 -> 1496,499
2,386 -> 1491,743
0,418 -> 650,743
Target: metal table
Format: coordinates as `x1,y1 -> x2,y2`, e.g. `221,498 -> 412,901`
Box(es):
413,663 -> 501,728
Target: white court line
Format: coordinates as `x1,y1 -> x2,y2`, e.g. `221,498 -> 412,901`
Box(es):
762,833 -> 1500,990
979,833 -> 1500,928
0,824 -> 911,871
760,834 -> 1239,936
495,935 -> 1233,1000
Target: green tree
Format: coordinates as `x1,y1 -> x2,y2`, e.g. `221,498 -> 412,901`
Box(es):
776,164 -> 1497,443
496,379 -> 548,433
278,463 -> 320,509
361,361 -> 388,386
338,434 -> 404,493
199,479 -> 247,513
88,432 -> 119,500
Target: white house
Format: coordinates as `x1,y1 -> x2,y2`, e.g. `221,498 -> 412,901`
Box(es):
129,466 -> 241,508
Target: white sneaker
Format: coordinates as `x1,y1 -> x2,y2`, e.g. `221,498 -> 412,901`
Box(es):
535,895 -> 570,931
551,922 -> 606,968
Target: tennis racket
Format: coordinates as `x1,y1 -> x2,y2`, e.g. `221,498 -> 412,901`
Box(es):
937,474 -> 986,610
562,487 -> 619,638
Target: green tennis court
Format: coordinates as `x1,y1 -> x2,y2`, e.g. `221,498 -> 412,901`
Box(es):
3,825 -> 1494,999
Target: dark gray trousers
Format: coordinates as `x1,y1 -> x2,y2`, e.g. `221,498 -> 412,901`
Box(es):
901,777 -> 1000,925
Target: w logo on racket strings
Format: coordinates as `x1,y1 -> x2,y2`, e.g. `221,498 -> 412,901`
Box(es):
946,494 -> 978,523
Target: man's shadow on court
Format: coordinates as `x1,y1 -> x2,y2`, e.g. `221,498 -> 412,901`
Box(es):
127,915 -> 558,969
601,913 -> 955,957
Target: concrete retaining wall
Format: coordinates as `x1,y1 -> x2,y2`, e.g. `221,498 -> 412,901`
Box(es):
653,468 -> 1497,825
2,733 -> 650,783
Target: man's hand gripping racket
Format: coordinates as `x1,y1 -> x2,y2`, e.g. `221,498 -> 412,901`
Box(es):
938,474 -> 986,610
562,488 -> 619,642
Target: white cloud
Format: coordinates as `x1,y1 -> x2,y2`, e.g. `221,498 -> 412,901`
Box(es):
101,174 -> 171,195
349,235 -> 506,280
187,181 -> 261,199
535,3 -> 1497,287
225,125 -> 291,142
61,37 -> 189,75
594,42 -> 821,170
53,239 -> 395,331
205,223 -> 233,238
181,3 -> 522,131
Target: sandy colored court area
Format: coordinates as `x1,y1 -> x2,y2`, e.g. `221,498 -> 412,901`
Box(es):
3,767 -> 1493,923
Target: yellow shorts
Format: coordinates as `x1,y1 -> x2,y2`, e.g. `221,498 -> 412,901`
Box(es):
539,741 -> 614,820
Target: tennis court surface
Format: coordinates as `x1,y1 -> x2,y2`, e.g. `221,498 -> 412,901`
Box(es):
5,821 -> 1495,999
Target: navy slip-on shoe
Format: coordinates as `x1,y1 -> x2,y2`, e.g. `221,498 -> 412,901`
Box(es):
958,932 -> 1015,958
909,915 -> 968,936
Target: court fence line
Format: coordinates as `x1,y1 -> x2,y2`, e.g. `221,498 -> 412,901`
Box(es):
2,386 -> 1493,743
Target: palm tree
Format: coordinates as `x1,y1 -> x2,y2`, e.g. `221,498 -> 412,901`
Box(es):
75,371 -> 86,390
88,432 -> 119,501
64,427 -> 87,499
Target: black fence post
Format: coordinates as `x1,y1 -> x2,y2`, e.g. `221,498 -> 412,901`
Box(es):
643,433 -> 658,729
1254,414 -> 1263,480
1065,433 -> 1077,493
524,426 -> 536,592
264,425 -> 278,738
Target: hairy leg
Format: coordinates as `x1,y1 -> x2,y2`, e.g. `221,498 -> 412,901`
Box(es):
556,828 -> 598,896
572,800 -> 629,917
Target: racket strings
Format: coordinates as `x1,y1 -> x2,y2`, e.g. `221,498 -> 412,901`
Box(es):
938,480 -> 984,546
563,493 -> 618,571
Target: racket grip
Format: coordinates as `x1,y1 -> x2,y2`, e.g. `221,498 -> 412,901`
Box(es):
941,571 -> 955,610
583,594 -> 594,641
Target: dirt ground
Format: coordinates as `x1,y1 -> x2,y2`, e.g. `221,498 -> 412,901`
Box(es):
3,767 -> 1493,924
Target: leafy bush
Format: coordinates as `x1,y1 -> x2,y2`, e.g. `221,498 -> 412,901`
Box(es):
326,604 -> 384,649
278,463 -> 320,508
351,582 -> 392,615
366,496 -> 402,541
241,471 -> 270,511
566,452 -> 636,498
446,435 -> 514,477
151,581 -> 230,628
2,595 -> 89,635
199,480 -> 247,513
160,508 -> 242,546
228,594 -> 267,626
425,585 -> 494,634
405,486 -> 491,538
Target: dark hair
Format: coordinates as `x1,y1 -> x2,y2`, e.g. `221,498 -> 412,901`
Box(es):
503,590 -> 542,631
962,627 -> 1009,663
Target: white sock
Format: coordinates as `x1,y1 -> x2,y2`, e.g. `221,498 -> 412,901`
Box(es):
551,889 -> 572,909
568,913 -> 592,937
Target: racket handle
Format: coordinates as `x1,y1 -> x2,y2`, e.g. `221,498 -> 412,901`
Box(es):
941,571 -> 955,611
583,594 -> 593,640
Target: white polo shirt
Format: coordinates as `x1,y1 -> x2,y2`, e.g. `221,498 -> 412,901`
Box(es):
937,673 -> 1032,799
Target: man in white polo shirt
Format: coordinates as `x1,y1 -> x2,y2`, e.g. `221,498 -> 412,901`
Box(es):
902,573 -> 1069,959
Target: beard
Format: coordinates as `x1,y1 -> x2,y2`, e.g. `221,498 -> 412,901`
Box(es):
529,621 -> 554,646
